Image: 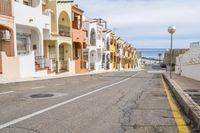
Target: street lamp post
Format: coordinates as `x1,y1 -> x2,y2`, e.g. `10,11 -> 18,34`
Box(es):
168,26 -> 176,79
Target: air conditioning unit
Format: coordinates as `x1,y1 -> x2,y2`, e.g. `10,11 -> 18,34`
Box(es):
0,30 -> 11,41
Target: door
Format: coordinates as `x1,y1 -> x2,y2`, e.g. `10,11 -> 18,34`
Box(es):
48,46 -> 56,70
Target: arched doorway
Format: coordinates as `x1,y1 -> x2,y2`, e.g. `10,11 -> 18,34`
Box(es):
106,54 -> 110,69
0,24 -> 14,56
16,25 -> 41,56
59,43 -> 71,71
58,11 -> 71,37
90,50 -> 96,70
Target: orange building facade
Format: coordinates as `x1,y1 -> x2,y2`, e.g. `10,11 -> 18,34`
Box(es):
72,5 -> 87,73
0,0 -> 15,74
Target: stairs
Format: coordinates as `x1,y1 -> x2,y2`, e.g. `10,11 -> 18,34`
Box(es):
35,62 -> 55,75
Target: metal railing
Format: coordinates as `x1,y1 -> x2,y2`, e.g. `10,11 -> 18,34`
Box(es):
0,0 -> 12,16
59,25 -> 70,37
90,62 -> 95,70
82,60 -> 87,69
35,56 -> 46,69
190,42 -> 200,48
60,60 -> 68,70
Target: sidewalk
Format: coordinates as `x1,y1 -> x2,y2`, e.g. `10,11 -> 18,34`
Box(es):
163,73 -> 200,131
0,68 -> 142,84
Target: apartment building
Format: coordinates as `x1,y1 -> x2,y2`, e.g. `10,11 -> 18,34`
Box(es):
102,29 -> 111,70
84,18 -> 107,71
43,0 -> 73,74
110,32 -> 116,70
0,0 -> 15,79
72,4 -> 87,73
0,0 -> 138,80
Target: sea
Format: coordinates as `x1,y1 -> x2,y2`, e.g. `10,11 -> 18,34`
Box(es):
137,48 -> 166,59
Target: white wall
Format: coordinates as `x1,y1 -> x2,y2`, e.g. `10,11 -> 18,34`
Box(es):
180,64 -> 200,81
13,1 -> 51,57
18,52 -> 35,78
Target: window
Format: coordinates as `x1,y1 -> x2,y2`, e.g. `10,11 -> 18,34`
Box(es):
23,0 -> 32,6
17,33 -> 31,55
90,28 -> 96,46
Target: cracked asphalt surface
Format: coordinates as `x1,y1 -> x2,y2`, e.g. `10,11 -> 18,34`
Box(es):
0,66 -> 182,133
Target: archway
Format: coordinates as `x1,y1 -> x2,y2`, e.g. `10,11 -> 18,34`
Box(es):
58,11 -> 71,37
59,43 -> 72,71
0,24 -> 14,56
90,28 -> 96,46
90,50 -> 96,70
16,25 -> 41,56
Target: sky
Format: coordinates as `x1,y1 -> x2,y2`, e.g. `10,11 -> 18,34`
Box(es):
74,0 -> 200,48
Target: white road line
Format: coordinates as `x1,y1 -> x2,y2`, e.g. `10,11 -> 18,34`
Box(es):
0,73 -> 138,130
0,91 -> 14,96
30,86 -> 45,90
56,84 -> 65,86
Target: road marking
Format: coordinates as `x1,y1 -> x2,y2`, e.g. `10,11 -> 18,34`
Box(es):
56,84 -> 65,86
0,73 -> 139,130
161,75 -> 190,133
147,70 -> 165,74
0,91 -> 14,96
30,86 -> 45,90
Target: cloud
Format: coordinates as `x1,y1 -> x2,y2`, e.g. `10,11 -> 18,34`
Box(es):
75,0 -> 200,48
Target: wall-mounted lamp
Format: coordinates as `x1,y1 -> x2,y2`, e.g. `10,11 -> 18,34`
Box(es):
29,18 -> 33,23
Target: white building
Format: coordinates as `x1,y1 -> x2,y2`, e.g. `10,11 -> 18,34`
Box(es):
84,18 -> 107,71
12,0 -> 52,78
176,42 -> 200,81
102,29 -> 111,70
43,0 -> 74,74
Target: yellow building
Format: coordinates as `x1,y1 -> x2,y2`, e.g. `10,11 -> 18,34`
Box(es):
43,0 -> 73,73
110,33 -> 116,70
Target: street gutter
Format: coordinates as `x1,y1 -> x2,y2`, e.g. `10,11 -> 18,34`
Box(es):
162,74 -> 200,131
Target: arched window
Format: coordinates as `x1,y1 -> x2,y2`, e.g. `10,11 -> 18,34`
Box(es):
58,11 -> 71,37
90,28 -> 96,46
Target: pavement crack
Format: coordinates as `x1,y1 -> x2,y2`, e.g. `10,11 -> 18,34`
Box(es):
119,90 -> 145,133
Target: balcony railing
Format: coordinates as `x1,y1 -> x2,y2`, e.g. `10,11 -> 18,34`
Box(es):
0,0 -> 12,16
59,25 -> 70,37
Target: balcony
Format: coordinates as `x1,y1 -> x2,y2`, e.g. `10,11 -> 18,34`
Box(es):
73,29 -> 87,43
0,0 -> 12,16
59,25 -> 70,37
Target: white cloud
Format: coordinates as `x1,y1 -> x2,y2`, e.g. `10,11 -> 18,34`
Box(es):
75,0 -> 200,48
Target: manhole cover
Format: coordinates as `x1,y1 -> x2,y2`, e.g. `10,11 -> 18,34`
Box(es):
30,93 -> 54,98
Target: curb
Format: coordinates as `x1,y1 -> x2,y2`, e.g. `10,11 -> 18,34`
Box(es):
0,69 -> 141,84
162,74 -> 200,131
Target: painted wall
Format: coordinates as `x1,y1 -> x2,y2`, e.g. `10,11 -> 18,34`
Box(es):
19,51 -> 35,78
0,51 -> 20,80
176,64 -> 200,81
13,0 -> 51,56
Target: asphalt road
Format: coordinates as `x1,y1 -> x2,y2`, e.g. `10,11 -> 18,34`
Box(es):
0,66 -> 182,133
